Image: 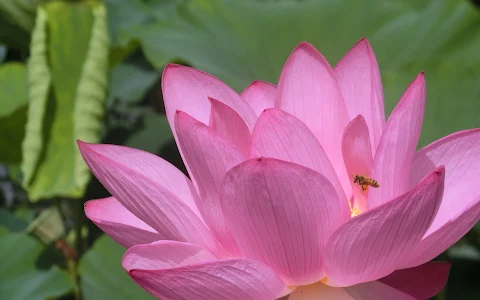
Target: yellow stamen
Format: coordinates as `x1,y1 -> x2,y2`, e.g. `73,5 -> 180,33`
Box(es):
320,277 -> 328,283
348,201 -> 362,217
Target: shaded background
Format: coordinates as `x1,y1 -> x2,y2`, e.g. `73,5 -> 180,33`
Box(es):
0,0 -> 480,299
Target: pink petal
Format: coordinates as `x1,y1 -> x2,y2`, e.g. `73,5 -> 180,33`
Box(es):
344,281 -> 414,300
85,197 -> 161,248
410,129 -> 480,235
220,158 -> 349,286
400,195 -> 480,268
342,115 -> 374,212
162,64 -> 257,130
368,73 -> 426,210
324,167 -> 444,286
398,130 -> 480,267
162,64 -> 256,183
209,97 -> 251,155
175,111 -> 247,255
240,80 -> 276,116
124,241 -> 285,300
334,39 -> 385,153
122,241 -> 217,271
250,108 -> 349,216
379,262 -> 450,299
275,42 -> 350,195
77,141 -> 221,255
289,282 -> 354,300
289,262 -> 449,300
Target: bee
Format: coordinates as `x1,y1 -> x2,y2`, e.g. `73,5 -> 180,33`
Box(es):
352,174 -> 380,192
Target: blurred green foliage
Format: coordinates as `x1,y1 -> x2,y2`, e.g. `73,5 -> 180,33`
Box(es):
0,0 -> 479,299
0,63 -> 28,164
0,0 -> 46,49
78,235 -> 154,300
22,1 -> 109,201
0,227 -> 74,300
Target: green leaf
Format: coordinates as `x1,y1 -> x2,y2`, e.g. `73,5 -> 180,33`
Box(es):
78,235 -> 154,300
0,44 -> 6,62
21,2 -> 109,201
13,207 -> 35,224
0,0 -> 46,49
0,63 -> 28,164
125,112 -> 173,153
109,57 -> 159,104
104,0 -> 150,47
0,63 -> 28,117
21,7 -> 50,186
132,0 -> 480,147
0,231 -> 74,300
0,209 -> 28,232
104,0 -> 178,46
104,0 -> 179,67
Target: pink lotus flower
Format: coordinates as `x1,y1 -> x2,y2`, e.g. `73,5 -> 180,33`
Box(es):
79,39 -> 480,299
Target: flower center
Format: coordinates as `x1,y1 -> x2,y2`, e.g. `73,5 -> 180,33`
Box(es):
349,201 -> 362,217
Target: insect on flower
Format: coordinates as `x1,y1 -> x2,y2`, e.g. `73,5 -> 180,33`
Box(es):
353,174 -> 380,191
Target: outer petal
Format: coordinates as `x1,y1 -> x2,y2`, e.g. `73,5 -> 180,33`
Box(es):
379,262 -> 450,299
400,195 -> 480,268
289,262 -> 449,300
250,108 -> 349,217
85,197 -> 161,248
175,111 -> 247,254
78,142 -> 221,255
240,80 -> 276,116
344,281 -> 414,300
162,64 -> 256,184
335,38 -> 385,152
399,129 -> 480,267
368,73 -> 425,209
122,241 -> 217,272
162,64 -> 257,130
124,241 -> 285,300
220,158 -> 348,286
324,167 -> 444,286
275,42 -> 350,195
342,115 -> 374,212
289,282 -> 354,300
209,97 -> 251,155
409,129 -> 480,234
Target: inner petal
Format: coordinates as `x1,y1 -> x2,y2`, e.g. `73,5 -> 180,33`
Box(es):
342,115 -> 374,214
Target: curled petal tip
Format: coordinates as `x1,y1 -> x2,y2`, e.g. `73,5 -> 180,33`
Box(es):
207,97 -> 225,107
162,63 -> 178,79
416,72 -> 425,81
255,157 -> 267,163
163,63 -> 181,71
356,37 -> 370,46
261,108 -> 275,114
245,80 -> 276,90
352,114 -> 367,123
77,140 -> 93,153
295,41 -> 316,51
174,110 -> 194,126
434,165 -> 446,176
